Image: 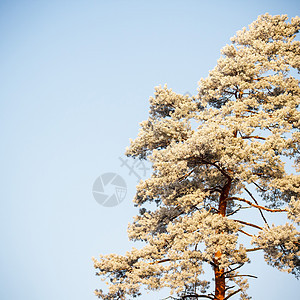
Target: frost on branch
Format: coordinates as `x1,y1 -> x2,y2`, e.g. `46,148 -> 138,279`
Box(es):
94,14 -> 300,300
126,85 -> 198,160
251,224 -> 300,278
287,197 -> 300,224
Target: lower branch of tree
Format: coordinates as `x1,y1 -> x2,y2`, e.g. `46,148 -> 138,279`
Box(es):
224,286 -> 235,292
226,274 -> 258,279
238,229 -> 253,237
224,289 -> 242,300
181,294 -> 214,299
178,168 -> 196,182
245,247 -> 263,252
233,219 -> 263,230
252,181 -> 268,192
228,197 -> 287,213
223,264 -> 244,275
244,188 -> 269,226
241,136 -> 266,140
226,204 -> 243,216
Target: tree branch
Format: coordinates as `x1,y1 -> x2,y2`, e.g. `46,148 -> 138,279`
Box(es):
149,258 -> 170,265
178,168 -> 196,182
224,264 -> 244,275
202,160 -> 231,179
241,136 -> 266,140
181,294 -> 214,299
225,285 -> 235,292
233,219 -> 263,230
229,197 -> 287,213
188,155 -> 231,180
204,186 -> 223,193
244,188 -> 270,227
252,181 -> 268,192
244,109 -> 258,114
238,229 -> 253,237
227,274 -> 258,279
224,289 -> 242,300
245,247 -> 263,252
226,204 -> 243,216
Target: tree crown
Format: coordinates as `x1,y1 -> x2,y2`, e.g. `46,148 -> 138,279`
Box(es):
94,14 -> 300,300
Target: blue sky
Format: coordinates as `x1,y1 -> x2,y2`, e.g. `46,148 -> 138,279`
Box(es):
0,1 -> 299,299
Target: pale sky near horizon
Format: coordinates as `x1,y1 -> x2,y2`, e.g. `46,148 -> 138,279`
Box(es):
1,1 -> 299,299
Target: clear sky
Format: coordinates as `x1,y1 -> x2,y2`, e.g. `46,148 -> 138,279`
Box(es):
0,1 -> 299,299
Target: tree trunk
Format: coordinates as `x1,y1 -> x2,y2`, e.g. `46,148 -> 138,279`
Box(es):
213,178 -> 231,300
214,261 -> 225,300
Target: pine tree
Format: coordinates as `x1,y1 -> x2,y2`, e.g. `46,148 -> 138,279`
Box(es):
93,14 -> 300,300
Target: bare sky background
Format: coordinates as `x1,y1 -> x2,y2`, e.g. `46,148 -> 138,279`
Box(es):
0,1 -> 299,299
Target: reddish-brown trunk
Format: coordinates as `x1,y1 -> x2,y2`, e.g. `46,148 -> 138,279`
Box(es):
214,262 -> 225,300
213,178 -> 231,300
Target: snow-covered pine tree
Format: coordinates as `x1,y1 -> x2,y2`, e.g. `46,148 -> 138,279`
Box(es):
93,14 -> 300,300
